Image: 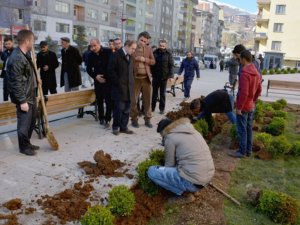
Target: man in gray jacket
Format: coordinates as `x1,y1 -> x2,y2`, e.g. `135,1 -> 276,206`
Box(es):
227,56 -> 239,86
148,118 -> 215,203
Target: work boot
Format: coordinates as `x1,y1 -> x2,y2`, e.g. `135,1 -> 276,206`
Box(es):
120,129 -> 134,134
29,144 -> 40,150
168,193 -> 195,205
132,121 -> 139,128
20,149 -> 36,156
145,121 -> 153,128
159,110 -> 165,115
112,129 -> 119,136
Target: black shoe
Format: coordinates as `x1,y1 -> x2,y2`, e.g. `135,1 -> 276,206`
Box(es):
132,121 -> 139,128
104,121 -> 110,128
29,144 -> 40,150
145,121 -> 153,128
77,114 -> 83,118
20,149 -> 36,156
159,110 -> 165,115
100,120 -> 104,125
120,129 -> 134,134
112,130 -> 119,135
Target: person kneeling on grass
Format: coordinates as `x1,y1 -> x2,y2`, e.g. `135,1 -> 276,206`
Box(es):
147,118 -> 215,204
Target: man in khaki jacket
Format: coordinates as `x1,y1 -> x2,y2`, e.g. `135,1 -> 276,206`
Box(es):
130,31 -> 156,128
148,118 -> 215,204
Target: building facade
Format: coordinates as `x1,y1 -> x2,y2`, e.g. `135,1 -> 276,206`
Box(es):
255,0 -> 300,69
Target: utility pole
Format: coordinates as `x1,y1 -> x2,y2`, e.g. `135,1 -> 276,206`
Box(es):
121,0 -> 126,41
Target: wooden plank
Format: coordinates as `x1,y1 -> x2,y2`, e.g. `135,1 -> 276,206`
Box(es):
269,80 -> 300,90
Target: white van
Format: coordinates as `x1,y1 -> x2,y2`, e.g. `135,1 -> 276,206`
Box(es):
203,54 -> 218,69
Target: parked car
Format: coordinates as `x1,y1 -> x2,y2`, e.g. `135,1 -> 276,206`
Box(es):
203,54 -> 218,69
173,56 -> 184,68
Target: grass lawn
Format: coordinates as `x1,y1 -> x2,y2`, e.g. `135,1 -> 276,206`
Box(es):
225,112 -> 300,225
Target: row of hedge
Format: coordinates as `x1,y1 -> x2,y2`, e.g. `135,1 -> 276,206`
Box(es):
262,67 -> 300,75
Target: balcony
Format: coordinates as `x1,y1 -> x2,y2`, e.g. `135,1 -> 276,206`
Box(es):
254,32 -> 268,41
125,25 -> 135,32
256,14 -> 269,25
257,0 -> 271,6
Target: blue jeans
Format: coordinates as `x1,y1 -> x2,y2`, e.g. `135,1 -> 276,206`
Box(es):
112,100 -> 130,131
226,93 -> 236,124
147,166 -> 200,195
236,111 -> 254,155
183,78 -> 194,98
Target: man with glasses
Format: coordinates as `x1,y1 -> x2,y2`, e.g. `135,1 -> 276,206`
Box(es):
37,41 -> 59,95
130,31 -> 156,128
151,40 -> 174,114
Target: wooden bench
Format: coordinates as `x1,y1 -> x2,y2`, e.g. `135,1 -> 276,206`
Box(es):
166,75 -> 184,97
266,80 -> 300,96
0,89 -> 97,138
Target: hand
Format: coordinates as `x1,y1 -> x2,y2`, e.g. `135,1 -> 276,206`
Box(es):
96,74 -> 106,83
20,102 -> 29,112
236,109 -> 242,115
168,78 -> 173,82
43,65 -> 49,71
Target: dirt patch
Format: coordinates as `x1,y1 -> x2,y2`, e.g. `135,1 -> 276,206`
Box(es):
0,214 -> 19,225
166,101 -> 193,121
3,199 -> 22,211
78,150 -> 125,177
114,186 -> 169,225
37,181 -> 94,224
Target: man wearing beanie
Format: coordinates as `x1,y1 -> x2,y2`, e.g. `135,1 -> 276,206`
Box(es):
148,118 -> 215,204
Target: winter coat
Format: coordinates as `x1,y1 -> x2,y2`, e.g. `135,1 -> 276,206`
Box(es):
178,57 -> 200,79
237,63 -> 262,111
60,45 -> 82,88
108,48 -> 134,102
6,48 -> 37,105
132,44 -> 155,82
151,49 -> 174,80
200,89 -> 233,114
36,50 -> 59,89
1,48 -> 14,78
227,58 -> 239,76
162,118 -> 215,186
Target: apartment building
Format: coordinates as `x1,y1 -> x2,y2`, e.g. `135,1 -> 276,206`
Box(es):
255,0 -> 300,69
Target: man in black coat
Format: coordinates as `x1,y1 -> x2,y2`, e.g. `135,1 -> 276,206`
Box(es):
36,41 -> 59,95
151,39 -> 174,114
190,89 -> 236,127
86,38 -> 113,127
108,40 -> 137,135
1,37 -> 14,101
60,37 -> 82,92
6,30 -> 39,156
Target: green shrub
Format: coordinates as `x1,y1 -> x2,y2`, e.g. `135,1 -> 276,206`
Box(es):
286,67 -> 291,72
298,69 -> 300,73
273,110 -> 287,119
137,159 -> 160,196
254,132 -> 273,150
284,70 -> 289,74
193,119 -> 209,137
108,185 -> 135,217
281,68 -> 286,73
269,69 -> 274,75
276,70 -> 282,74
81,205 -> 114,225
271,102 -> 283,110
290,69 -> 296,74
263,103 -> 275,113
267,135 -> 291,157
149,149 -> 165,165
262,69 -> 267,75
229,124 -> 238,141
289,141 -> 300,156
257,189 -> 299,224
266,117 -> 285,136
276,98 -> 287,108
254,103 -> 264,122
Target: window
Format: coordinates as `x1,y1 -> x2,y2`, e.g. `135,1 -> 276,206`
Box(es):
275,5 -> 286,14
103,0 -> 108,4
56,23 -> 70,33
86,27 -> 97,37
87,8 -> 98,20
18,9 -> 24,20
34,20 -> 46,31
273,23 -> 283,32
102,12 -> 108,21
55,1 -> 69,13
271,41 -> 282,51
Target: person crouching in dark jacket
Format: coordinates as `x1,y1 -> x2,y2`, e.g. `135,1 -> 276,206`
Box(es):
178,52 -> 200,100
36,41 -> 59,95
190,89 -> 236,129
147,118 -> 215,204
6,30 -> 39,156
151,39 -> 174,114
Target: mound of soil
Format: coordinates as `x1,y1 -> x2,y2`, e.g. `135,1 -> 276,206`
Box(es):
114,186 -> 169,225
78,150 -> 125,177
37,182 -> 94,224
3,198 -> 22,211
0,214 -> 19,225
166,101 -> 193,120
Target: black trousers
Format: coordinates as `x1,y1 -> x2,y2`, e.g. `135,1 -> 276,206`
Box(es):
95,83 -> 113,122
42,85 -> 57,96
152,79 -> 167,111
16,102 -> 37,151
3,73 -> 9,101
112,100 -> 130,131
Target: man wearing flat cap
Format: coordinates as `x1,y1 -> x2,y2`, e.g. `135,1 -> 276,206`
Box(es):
36,41 -> 59,95
147,118 -> 215,204
60,37 -> 82,92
